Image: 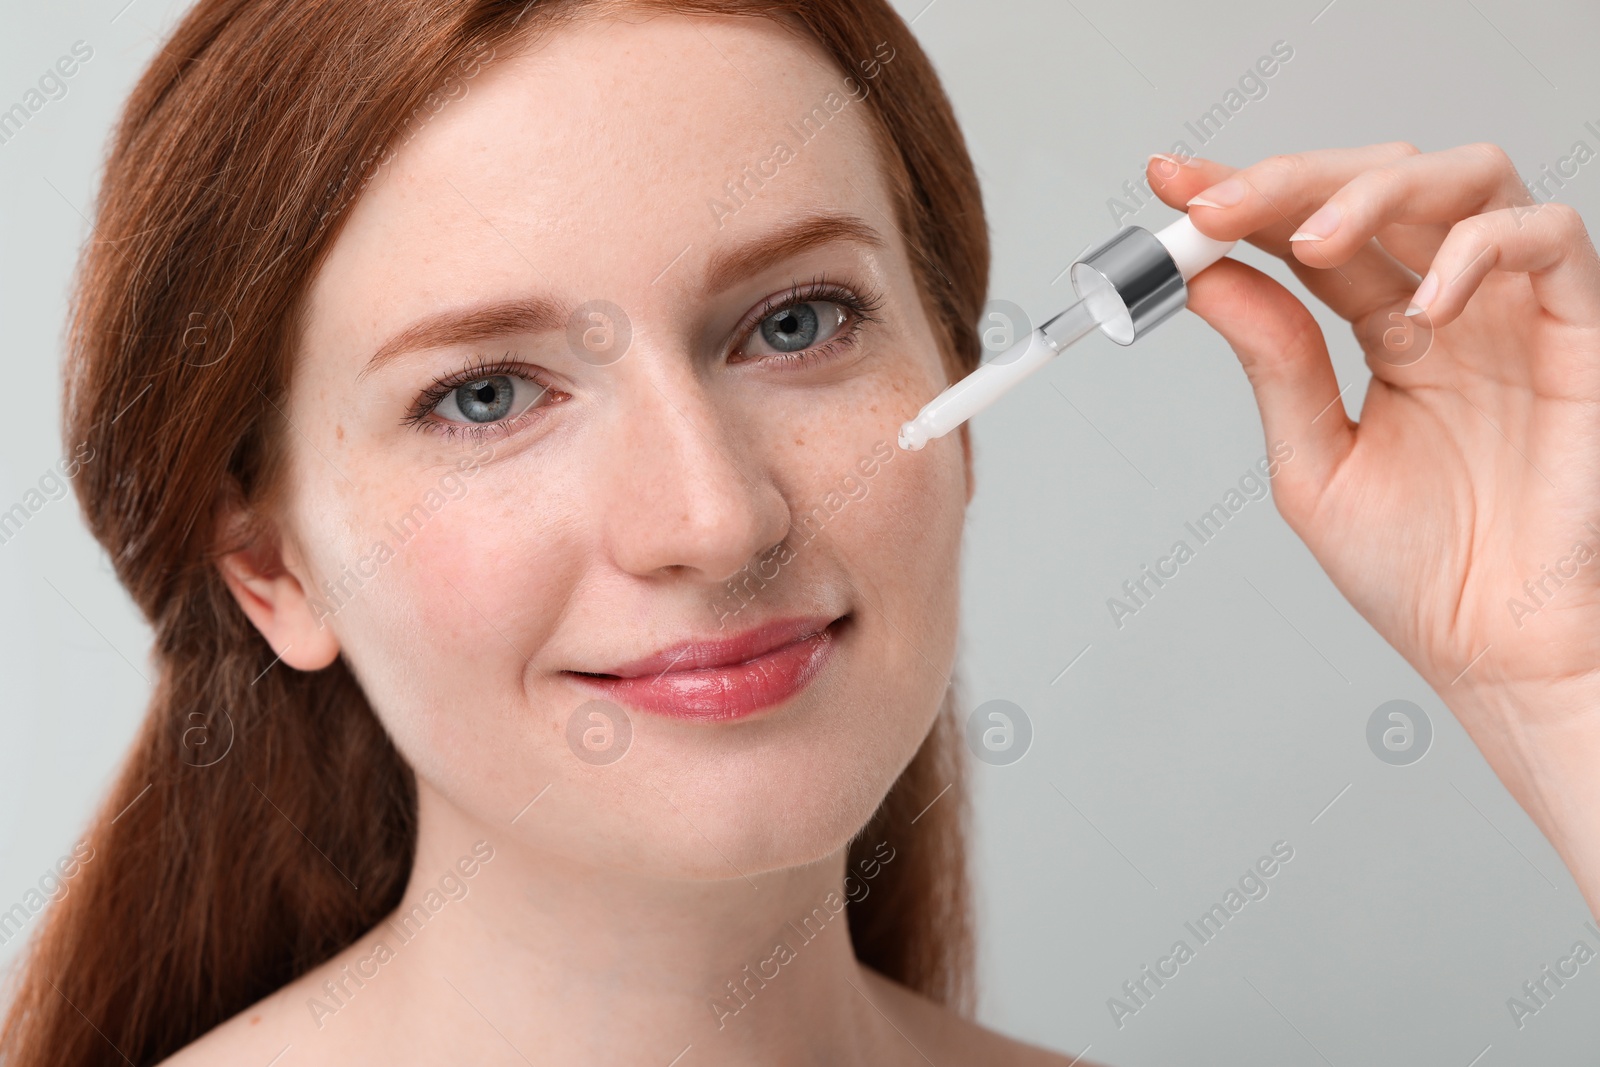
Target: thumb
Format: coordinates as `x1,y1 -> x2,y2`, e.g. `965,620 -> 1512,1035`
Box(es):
1182,257 -> 1355,522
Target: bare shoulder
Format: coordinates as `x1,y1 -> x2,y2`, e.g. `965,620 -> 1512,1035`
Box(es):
856,966 -> 1103,1067
152,948 -> 366,1067
152,987 -> 303,1067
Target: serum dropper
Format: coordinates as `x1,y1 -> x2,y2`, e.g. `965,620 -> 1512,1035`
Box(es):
898,215 -> 1236,450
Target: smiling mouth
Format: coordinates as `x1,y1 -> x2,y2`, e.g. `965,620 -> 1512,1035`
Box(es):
564,613 -> 852,722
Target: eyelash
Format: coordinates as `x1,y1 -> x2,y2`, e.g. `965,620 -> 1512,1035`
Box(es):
404,276 -> 886,441
402,353 -> 558,441
730,276 -> 885,365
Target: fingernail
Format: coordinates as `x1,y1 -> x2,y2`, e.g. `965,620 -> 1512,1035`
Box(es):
1148,152 -> 1200,170
1187,178 -> 1244,209
1404,271 -> 1438,317
1289,203 -> 1341,243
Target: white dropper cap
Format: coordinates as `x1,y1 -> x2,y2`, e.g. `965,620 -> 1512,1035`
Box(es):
1153,214 -> 1235,281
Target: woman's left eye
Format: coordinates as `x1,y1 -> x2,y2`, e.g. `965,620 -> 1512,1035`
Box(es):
741,300 -> 850,360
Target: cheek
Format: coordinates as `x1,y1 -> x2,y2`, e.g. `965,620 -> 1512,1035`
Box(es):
789,353 -> 967,628
712,435 -> 964,865
777,337 -> 967,661
743,360 -> 967,786
833,433 -> 966,693
873,453 -> 963,587
293,462 -> 584,780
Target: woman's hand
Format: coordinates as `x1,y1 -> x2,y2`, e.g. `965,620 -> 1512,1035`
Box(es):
1145,142 -> 1600,913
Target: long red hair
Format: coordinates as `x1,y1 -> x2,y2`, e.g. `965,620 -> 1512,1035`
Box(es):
0,1 -> 990,1062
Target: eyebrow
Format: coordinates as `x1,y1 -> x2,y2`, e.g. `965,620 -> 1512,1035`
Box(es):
358,210 -> 888,379
358,296 -> 566,382
702,210 -> 887,295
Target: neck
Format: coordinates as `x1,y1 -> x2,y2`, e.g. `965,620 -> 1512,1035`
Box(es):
340,778 -> 894,1065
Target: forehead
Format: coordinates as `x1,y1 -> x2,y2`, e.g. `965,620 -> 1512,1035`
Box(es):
306,13 -> 896,330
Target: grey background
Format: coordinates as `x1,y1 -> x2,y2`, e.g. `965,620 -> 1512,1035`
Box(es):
2,0 -> 1597,1062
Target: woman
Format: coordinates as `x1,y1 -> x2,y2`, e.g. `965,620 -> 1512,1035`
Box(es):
3,0 -> 1598,1064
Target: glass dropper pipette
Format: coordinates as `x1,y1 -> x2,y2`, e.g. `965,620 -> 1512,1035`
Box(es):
898,215 -> 1237,451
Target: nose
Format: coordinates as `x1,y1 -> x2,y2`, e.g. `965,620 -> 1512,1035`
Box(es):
596,355 -> 791,585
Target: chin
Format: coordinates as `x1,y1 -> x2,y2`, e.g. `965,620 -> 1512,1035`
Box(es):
523,705 -> 931,882
626,705 -> 933,879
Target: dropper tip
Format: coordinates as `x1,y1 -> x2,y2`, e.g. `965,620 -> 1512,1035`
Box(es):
897,417 -> 930,451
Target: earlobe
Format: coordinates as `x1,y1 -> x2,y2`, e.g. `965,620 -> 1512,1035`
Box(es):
214,510 -> 341,672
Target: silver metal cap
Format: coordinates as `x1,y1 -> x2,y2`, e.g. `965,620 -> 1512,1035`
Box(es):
1069,225 -> 1186,346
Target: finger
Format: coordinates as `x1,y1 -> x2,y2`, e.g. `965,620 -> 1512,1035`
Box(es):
1144,151 -> 1234,203
1281,237 -> 1418,327
1147,148 -> 1448,276
1180,257 -> 1356,519
1175,142 -> 1425,246
1148,154 -> 1418,324
1406,202 -> 1600,329
1370,223 -> 1449,277
1284,143 -> 1535,269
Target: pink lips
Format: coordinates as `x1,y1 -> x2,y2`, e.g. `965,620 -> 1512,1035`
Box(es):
566,615 -> 846,722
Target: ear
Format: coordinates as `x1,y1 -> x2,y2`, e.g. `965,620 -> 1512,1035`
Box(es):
213,502 -> 341,672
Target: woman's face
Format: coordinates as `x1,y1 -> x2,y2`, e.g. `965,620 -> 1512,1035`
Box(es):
265,13 -> 969,877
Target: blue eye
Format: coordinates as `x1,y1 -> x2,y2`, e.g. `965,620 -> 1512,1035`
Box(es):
426,369 -> 548,427
747,300 -> 848,357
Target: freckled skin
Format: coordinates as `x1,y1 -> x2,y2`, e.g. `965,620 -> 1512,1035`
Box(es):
199,14 -> 1040,1067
